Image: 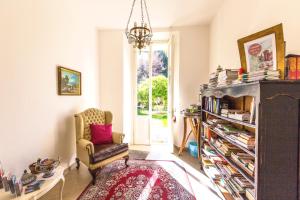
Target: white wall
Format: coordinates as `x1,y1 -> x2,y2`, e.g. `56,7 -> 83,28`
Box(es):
173,26 -> 210,147
209,0 -> 300,73
0,1 -> 100,176
98,31 -> 124,133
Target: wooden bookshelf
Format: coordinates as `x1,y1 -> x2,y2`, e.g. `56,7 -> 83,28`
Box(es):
200,80 -> 300,200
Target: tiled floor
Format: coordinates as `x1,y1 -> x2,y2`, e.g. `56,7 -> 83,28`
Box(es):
40,145 -> 221,200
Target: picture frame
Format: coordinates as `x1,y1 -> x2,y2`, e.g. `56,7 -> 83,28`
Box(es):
237,24 -> 285,79
57,66 -> 81,95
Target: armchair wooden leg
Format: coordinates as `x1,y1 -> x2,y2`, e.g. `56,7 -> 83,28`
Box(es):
124,156 -> 129,167
76,158 -> 80,170
89,169 -> 97,185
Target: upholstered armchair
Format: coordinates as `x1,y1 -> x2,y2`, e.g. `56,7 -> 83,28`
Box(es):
74,108 -> 129,184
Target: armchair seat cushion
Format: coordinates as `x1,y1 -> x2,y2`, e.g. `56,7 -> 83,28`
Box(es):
91,143 -> 129,164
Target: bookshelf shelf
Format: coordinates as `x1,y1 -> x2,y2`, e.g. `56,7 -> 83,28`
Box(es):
202,109 -> 256,128
208,141 -> 255,186
209,128 -> 255,157
200,80 -> 300,200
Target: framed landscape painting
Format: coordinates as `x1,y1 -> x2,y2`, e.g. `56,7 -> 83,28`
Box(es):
57,66 -> 81,95
237,24 -> 285,79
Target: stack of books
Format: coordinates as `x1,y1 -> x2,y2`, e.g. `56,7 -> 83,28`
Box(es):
233,176 -> 253,188
240,69 -> 280,82
213,139 -> 240,156
231,152 -> 255,176
199,84 -> 208,91
217,69 -> 239,87
212,122 -> 256,151
202,155 -> 214,167
206,117 -> 228,127
235,132 -> 255,149
208,72 -> 218,88
202,147 -> 224,164
216,163 -> 239,177
216,162 -> 254,198
221,109 -> 250,121
204,165 -> 222,181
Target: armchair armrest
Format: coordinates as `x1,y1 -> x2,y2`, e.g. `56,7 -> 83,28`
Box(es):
112,132 -> 125,144
77,139 -> 94,155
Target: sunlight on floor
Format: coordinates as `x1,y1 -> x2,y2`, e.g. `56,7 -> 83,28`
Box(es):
131,145 -> 222,200
138,170 -> 158,200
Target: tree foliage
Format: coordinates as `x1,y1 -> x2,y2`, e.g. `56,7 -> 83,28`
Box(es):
152,50 -> 168,78
137,50 -> 168,84
137,75 -> 168,110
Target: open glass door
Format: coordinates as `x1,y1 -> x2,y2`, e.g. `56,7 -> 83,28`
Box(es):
150,44 -> 169,144
133,42 -> 172,150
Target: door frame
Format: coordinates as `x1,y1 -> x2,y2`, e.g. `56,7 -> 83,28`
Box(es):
132,39 -> 174,146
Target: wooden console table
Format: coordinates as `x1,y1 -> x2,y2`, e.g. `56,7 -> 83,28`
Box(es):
178,113 -> 201,160
0,166 -> 65,200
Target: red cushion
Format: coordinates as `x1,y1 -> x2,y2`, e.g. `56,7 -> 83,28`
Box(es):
90,124 -> 113,145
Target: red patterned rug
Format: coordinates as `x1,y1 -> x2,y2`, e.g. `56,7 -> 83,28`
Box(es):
77,160 -> 196,200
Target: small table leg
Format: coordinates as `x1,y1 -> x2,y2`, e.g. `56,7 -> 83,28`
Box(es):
178,117 -> 187,155
59,176 -> 65,200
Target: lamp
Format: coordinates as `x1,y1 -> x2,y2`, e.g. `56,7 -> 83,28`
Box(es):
125,0 -> 153,49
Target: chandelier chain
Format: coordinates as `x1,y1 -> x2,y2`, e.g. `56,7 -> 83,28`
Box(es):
141,0 -> 144,24
125,0 -> 137,33
143,0 -> 152,33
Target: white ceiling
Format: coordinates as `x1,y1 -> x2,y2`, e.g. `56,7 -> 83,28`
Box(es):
78,0 -> 224,29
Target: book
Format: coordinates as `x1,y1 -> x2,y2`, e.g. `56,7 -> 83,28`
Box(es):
238,132 -> 255,140
202,156 -> 214,167
233,176 -> 253,188
245,188 -> 255,200
231,152 -> 255,176
235,139 -> 255,150
247,161 -> 255,172
237,137 -> 255,145
286,54 -> 300,79
297,57 -> 300,79
3,175 -> 10,192
227,178 -> 245,194
8,175 -> 16,194
0,161 -> 3,189
14,180 -> 23,197
249,97 -> 256,124
223,164 -> 239,176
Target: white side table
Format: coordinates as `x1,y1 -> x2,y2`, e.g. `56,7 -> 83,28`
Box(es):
0,166 -> 65,200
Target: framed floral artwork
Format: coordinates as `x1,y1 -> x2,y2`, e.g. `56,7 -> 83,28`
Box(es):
237,24 -> 285,79
57,66 -> 81,95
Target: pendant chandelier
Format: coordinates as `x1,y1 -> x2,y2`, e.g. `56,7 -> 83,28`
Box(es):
125,0 -> 153,49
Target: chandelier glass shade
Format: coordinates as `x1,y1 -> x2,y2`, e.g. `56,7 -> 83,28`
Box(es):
125,0 -> 153,49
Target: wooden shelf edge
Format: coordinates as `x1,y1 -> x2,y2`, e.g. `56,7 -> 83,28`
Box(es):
202,110 -> 256,128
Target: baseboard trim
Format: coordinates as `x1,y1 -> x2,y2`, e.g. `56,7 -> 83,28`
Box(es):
63,162 -> 77,176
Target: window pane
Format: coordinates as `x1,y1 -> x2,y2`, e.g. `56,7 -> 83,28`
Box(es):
137,50 -> 150,116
